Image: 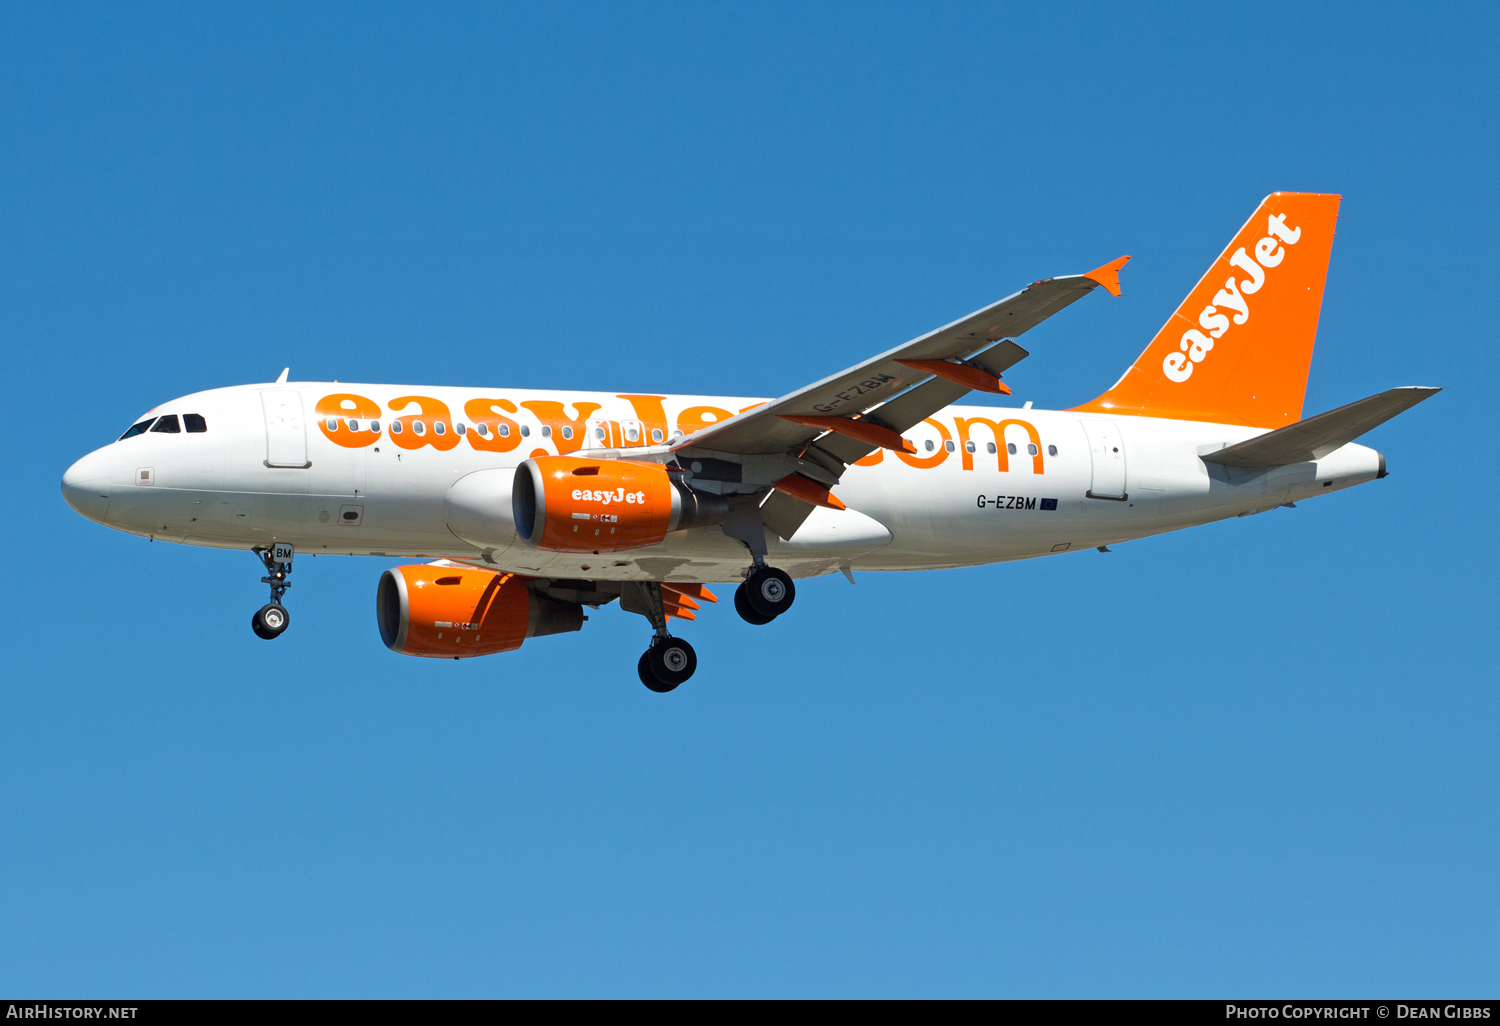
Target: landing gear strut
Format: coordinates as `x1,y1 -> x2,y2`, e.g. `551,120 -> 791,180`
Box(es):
735,562 -> 795,624
622,581 -> 697,693
251,543 -> 293,640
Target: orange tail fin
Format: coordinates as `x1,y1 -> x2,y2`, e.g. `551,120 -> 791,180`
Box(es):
1073,192 -> 1341,428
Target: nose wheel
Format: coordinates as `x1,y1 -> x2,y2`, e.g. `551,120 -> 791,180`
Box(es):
735,564 -> 795,624
252,602 -> 290,639
251,544 -> 295,640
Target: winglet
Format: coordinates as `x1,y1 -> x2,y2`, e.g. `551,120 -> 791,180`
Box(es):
275,367 -> 290,384
1083,255 -> 1130,297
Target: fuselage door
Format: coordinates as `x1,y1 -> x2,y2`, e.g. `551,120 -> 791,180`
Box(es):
1080,419 -> 1127,500
262,390 -> 310,468
584,418 -> 621,450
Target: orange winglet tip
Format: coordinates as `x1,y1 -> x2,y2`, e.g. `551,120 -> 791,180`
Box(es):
778,414 -> 917,453
772,473 -> 846,511
895,359 -> 1008,395
1083,255 -> 1130,297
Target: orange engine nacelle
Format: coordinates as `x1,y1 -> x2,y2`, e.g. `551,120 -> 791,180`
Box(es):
376,564 -> 583,659
513,456 -> 727,553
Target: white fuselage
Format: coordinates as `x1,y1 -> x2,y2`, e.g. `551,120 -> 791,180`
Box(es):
61,382 -> 1383,582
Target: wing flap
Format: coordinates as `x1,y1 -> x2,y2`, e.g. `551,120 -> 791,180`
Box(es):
1202,387 -> 1441,468
803,341 -> 1030,466
966,339 -> 1031,379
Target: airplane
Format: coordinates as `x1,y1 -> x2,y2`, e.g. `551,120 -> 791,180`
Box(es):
61,192 -> 1438,692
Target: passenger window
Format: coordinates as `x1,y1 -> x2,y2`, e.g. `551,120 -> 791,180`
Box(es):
626,426 -> 640,442
965,441 -> 976,453
434,421 -> 446,435
540,426 -> 551,438
1048,445 -> 1057,456
413,421 -> 426,436
391,421 -> 403,434
1007,443 -> 1017,455
455,422 -> 466,435
924,439 -> 934,452
370,421 -> 380,433
184,414 -> 207,433
346,418 -> 359,432
651,428 -> 664,443
119,418 -> 156,440
327,418 -> 339,431
944,440 -> 955,452
1027,443 -> 1038,456
151,415 -> 181,433
497,424 -> 509,438
521,424 -> 531,437
561,426 -> 573,440
595,427 -> 605,440
986,442 -> 996,454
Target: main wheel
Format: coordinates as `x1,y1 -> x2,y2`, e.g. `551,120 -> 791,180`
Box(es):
638,651 -> 677,692
744,566 -> 795,619
734,582 -> 776,625
252,603 -> 290,640
645,636 -> 696,690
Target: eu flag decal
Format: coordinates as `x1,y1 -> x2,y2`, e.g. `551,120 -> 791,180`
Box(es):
1040,498 -> 1058,511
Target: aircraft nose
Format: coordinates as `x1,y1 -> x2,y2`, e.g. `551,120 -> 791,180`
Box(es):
62,448 -> 112,523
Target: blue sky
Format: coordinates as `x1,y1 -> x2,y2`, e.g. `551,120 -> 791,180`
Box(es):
3,1 -> 1497,997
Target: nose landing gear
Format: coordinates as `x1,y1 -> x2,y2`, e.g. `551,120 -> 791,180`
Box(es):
252,602 -> 290,639
251,544 -> 294,640
735,563 -> 795,624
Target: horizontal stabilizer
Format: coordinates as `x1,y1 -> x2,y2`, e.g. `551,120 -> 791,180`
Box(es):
1201,387 -> 1440,468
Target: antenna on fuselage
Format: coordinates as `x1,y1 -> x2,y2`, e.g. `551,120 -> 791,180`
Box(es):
275,368 -> 289,384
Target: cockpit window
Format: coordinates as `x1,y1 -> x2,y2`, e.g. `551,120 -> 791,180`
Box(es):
184,413 -> 207,432
150,415 -> 181,433
119,418 -> 156,440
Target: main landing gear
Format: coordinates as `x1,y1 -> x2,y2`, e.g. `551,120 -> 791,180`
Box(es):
621,581 -> 698,693
638,636 -> 698,694
734,563 -> 795,625
251,543 -> 294,640
619,565 -> 793,692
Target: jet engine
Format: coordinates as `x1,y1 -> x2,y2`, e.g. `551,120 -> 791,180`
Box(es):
376,564 -> 583,658
512,456 -> 728,553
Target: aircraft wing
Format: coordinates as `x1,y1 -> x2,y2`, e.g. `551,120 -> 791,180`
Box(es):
673,257 -> 1129,470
